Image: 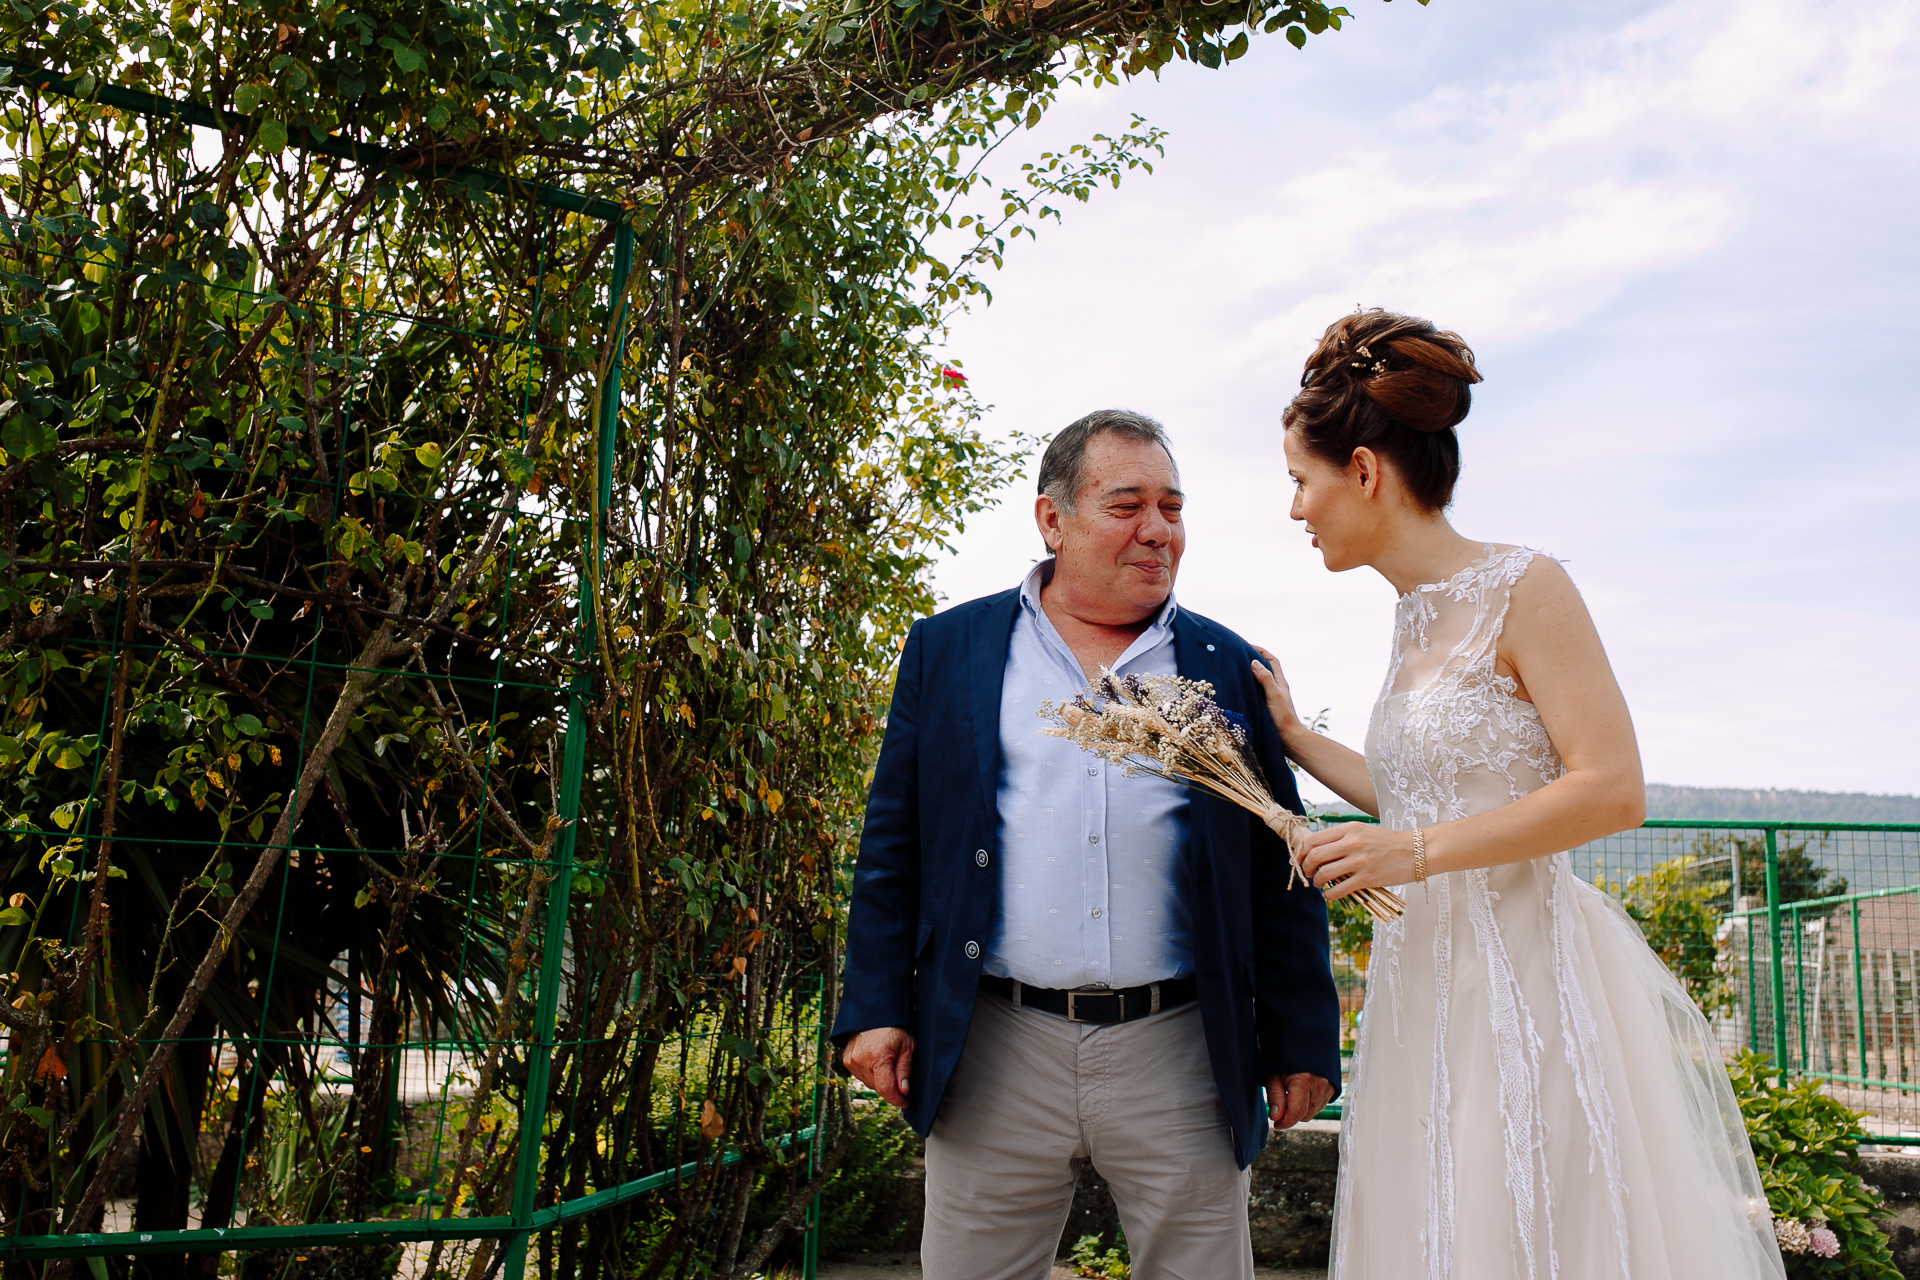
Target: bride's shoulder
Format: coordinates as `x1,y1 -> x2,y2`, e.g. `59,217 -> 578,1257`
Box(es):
1472,543 -> 1566,586
1494,548 -> 1595,628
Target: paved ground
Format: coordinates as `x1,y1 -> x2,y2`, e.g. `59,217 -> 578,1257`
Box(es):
817,1255 -> 1322,1279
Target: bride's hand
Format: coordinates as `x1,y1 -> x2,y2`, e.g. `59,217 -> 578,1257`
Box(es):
1299,823 -> 1417,900
1251,646 -> 1305,739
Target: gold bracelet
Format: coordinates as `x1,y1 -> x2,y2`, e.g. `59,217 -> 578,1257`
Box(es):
1412,828 -> 1428,896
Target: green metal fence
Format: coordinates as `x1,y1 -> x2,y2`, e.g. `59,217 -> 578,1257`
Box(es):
0,60 -> 834,1279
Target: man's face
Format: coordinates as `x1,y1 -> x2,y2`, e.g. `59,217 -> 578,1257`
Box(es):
1035,434 -> 1185,623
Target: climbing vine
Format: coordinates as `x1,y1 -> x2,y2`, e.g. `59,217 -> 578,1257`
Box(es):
0,0 -> 1380,1272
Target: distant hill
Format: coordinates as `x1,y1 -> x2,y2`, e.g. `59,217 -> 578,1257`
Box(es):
1645,785 -> 1920,825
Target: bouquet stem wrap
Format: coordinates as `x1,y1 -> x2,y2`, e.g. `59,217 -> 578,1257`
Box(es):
1040,669 -> 1404,924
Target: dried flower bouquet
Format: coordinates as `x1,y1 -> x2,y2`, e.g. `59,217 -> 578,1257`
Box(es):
1040,670 -> 1405,924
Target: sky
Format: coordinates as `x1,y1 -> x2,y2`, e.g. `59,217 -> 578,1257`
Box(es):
923,0 -> 1920,801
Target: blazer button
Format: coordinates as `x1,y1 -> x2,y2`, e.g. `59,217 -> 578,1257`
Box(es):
975,849 -> 989,867
964,940 -> 980,959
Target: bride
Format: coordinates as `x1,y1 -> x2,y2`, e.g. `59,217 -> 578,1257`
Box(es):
1252,310 -> 1786,1280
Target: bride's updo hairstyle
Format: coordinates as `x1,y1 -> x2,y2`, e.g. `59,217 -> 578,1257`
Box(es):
1284,308 -> 1482,511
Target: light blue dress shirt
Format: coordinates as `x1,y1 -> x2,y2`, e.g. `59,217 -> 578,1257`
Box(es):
983,561 -> 1193,991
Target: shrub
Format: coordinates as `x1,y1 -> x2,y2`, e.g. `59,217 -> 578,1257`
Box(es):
1069,1231 -> 1130,1278
1728,1051 -> 1900,1278
814,1103 -> 922,1255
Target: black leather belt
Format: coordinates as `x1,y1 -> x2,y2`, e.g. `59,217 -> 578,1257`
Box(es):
979,974 -> 1196,1024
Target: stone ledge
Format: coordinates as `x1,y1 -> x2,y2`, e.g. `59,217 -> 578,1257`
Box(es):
844,1125 -> 1920,1277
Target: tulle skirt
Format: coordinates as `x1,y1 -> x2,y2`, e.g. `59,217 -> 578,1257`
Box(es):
1330,854 -> 1786,1280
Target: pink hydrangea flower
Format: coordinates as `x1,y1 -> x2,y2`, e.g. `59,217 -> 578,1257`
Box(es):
1808,1225 -> 1840,1259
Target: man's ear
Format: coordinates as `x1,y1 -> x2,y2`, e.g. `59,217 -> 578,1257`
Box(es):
1034,494 -> 1065,552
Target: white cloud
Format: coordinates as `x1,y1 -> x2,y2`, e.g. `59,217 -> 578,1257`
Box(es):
928,0 -> 1920,795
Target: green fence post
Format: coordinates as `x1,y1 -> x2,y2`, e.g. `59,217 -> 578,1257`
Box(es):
1765,828 -> 1789,1074
504,217 -> 634,1280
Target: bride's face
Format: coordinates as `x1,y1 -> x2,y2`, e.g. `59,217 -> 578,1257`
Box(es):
1283,426 -> 1372,572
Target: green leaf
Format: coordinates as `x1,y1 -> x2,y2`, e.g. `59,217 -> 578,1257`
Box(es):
1226,31 -> 1250,60
391,44 -> 423,74
0,736 -> 22,766
234,83 -> 264,113
1,415 -> 56,459
0,907 -> 26,926
51,745 -> 85,770
414,441 -> 443,469
257,118 -> 288,153
234,714 -> 264,736
1286,24 -> 1308,48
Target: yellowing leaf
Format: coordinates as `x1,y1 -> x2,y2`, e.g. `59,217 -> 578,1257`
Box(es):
698,1099 -> 725,1140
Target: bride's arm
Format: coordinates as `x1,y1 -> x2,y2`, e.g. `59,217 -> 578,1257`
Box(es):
1295,558 -> 1647,897
1251,647 -> 1380,817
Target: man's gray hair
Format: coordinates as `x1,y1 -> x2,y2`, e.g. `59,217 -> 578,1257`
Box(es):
1037,409 -> 1178,515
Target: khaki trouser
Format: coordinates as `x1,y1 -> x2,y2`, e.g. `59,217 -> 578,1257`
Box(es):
922,990 -> 1255,1280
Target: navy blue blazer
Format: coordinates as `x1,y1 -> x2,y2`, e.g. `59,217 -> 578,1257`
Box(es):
831,585 -> 1341,1168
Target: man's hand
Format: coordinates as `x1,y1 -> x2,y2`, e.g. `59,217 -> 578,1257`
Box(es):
843,1027 -> 915,1108
1264,1072 -> 1335,1131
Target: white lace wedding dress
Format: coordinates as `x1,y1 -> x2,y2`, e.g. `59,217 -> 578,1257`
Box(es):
1330,546 -> 1785,1280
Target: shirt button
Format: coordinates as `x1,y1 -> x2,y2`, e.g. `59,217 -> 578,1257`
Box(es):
1206,643 -> 1217,652
964,940 -> 980,959
1087,767 -> 1098,776
975,849 -> 989,867
1091,908 -> 1103,919
1088,833 -> 1100,844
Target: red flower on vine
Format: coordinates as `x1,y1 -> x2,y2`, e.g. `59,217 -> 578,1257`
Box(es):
940,365 -> 967,387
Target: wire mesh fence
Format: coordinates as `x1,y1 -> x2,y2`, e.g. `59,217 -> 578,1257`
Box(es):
0,61 -> 845,1280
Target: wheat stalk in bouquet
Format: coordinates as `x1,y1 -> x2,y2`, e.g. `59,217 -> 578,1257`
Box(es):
1040,669 -> 1404,924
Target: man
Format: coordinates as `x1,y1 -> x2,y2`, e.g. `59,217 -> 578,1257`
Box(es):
832,410 -> 1339,1279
